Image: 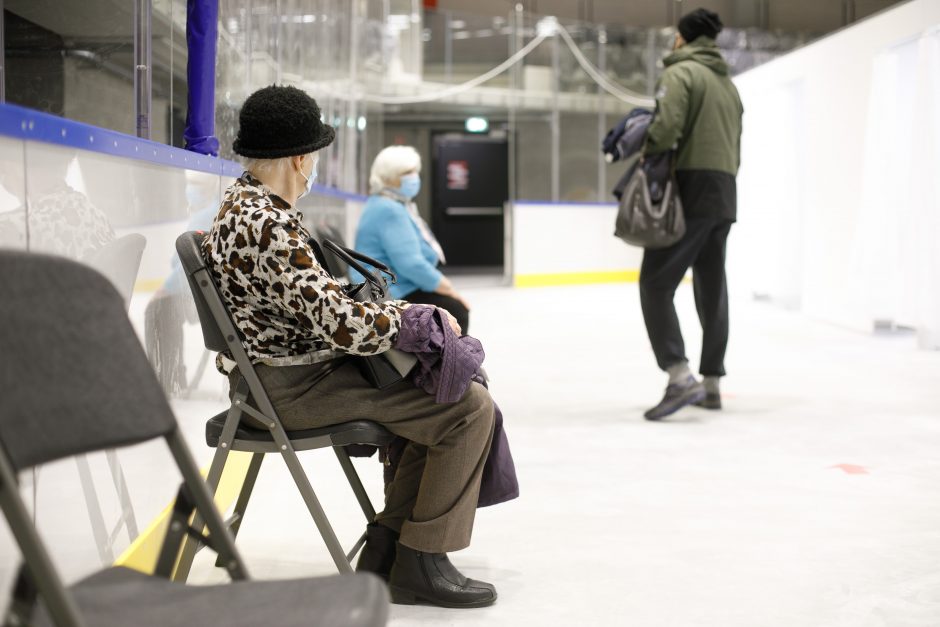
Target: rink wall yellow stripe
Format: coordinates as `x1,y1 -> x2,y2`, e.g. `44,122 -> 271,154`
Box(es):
133,278 -> 164,292
515,269 -> 640,288
113,451 -> 253,575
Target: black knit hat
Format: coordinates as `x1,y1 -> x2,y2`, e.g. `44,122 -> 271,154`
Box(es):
233,85 -> 335,158
678,8 -> 723,43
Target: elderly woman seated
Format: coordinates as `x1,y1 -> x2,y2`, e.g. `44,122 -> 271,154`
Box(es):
351,145 -> 471,333
201,85 -> 497,609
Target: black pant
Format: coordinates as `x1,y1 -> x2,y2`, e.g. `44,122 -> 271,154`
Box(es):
401,290 -> 470,335
639,218 -> 732,377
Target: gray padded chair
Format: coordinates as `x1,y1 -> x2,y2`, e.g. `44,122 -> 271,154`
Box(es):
173,232 -> 395,580
0,250 -> 388,627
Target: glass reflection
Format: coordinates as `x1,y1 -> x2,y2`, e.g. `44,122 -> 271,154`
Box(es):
144,171 -> 218,396
0,137 -> 27,251
25,153 -> 116,261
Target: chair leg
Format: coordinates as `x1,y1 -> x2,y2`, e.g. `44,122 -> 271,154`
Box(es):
215,452 -> 263,567
172,444 -> 231,582
0,452 -> 84,627
105,449 -> 139,539
333,447 -> 377,522
279,447 -> 354,573
164,429 -> 249,581
175,383 -> 251,582
74,455 -> 115,564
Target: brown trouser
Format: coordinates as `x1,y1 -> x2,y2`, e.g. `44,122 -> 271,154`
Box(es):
237,359 -> 496,554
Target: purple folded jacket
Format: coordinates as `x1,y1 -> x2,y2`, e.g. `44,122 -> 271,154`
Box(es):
395,305 -> 484,403
382,305 -> 519,508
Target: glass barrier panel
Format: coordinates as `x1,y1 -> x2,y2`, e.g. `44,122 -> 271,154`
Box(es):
1,146 -> 231,604
559,111 -> 605,203
515,115 -> 553,202
0,136 -> 27,251
152,0 -> 189,147
4,0 -> 136,135
216,0 -> 251,161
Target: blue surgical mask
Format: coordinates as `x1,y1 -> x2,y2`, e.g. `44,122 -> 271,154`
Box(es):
398,173 -> 420,199
299,158 -> 318,198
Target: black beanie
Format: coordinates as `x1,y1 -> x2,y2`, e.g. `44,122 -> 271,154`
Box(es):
677,8 -> 723,43
233,85 -> 335,159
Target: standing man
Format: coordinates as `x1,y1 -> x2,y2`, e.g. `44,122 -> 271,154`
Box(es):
639,8 -> 743,420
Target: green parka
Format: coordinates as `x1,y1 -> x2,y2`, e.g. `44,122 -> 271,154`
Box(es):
645,37 -> 743,175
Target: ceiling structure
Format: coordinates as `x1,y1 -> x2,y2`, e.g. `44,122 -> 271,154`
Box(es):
433,0 -> 907,33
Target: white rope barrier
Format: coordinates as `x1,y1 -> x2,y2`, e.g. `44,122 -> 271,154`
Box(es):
356,17 -> 656,108
361,31 -> 550,104
555,24 -> 656,108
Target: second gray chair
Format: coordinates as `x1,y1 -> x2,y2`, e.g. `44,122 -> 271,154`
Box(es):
0,250 -> 388,627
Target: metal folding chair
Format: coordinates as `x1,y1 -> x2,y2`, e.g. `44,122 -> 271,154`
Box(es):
173,231 -> 394,580
0,250 -> 388,627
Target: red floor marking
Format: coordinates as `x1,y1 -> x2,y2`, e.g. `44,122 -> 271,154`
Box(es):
830,463 -> 869,475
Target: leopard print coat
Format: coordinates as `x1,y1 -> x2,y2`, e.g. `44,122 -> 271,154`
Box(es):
202,172 -> 403,365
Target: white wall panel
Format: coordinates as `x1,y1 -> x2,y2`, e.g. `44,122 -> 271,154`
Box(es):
512,202 -> 643,277
732,0 -> 940,346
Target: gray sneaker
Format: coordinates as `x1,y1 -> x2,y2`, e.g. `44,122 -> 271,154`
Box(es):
644,376 -> 706,421
694,392 -> 722,410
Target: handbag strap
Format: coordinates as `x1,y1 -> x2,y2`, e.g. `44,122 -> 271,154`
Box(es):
323,240 -> 394,278
321,239 -> 398,287
306,237 -> 332,274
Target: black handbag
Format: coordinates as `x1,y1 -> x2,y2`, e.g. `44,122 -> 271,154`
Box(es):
310,238 -> 417,389
614,165 -> 686,249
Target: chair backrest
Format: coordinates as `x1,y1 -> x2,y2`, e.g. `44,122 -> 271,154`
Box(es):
175,231 -> 229,353
84,233 -> 147,309
314,223 -> 349,279
0,251 -> 176,472
0,251 -> 250,627
174,231 -> 283,422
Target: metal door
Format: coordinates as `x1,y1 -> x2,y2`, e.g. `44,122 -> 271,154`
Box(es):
431,134 -> 508,268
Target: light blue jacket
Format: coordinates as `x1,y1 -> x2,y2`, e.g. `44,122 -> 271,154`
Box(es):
350,194 -> 443,299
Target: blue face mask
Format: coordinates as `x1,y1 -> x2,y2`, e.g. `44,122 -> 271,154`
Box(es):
299,158 -> 318,198
398,173 -> 420,199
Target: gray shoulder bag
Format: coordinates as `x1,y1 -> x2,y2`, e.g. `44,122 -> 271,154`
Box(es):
614,159 -> 685,249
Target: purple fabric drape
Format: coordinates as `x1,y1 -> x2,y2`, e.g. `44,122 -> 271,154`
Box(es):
390,305 -> 520,508
184,0 -> 220,156
347,305 -> 520,508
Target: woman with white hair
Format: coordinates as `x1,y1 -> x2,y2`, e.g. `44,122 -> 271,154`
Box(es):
352,145 -> 471,333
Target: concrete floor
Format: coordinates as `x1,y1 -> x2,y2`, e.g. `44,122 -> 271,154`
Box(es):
3,281 -> 939,625
184,281 -> 940,626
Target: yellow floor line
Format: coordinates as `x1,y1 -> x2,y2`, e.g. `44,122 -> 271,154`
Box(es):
515,269 -> 640,288
113,451 -> 253,575
133,278 -> 165,293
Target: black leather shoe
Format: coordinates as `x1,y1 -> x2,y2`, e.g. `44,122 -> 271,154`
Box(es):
355,523 -> 399,581
388,543 -> 497,608
694,392 -> 722,410
644,376 -> 706,420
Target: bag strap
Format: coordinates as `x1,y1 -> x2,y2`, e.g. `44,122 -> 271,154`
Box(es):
306,237 -> 332,276
321,239 -> 398,286
323,240 -> 394,276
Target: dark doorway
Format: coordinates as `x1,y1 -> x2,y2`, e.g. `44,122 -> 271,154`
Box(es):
431,134 -> 508,270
